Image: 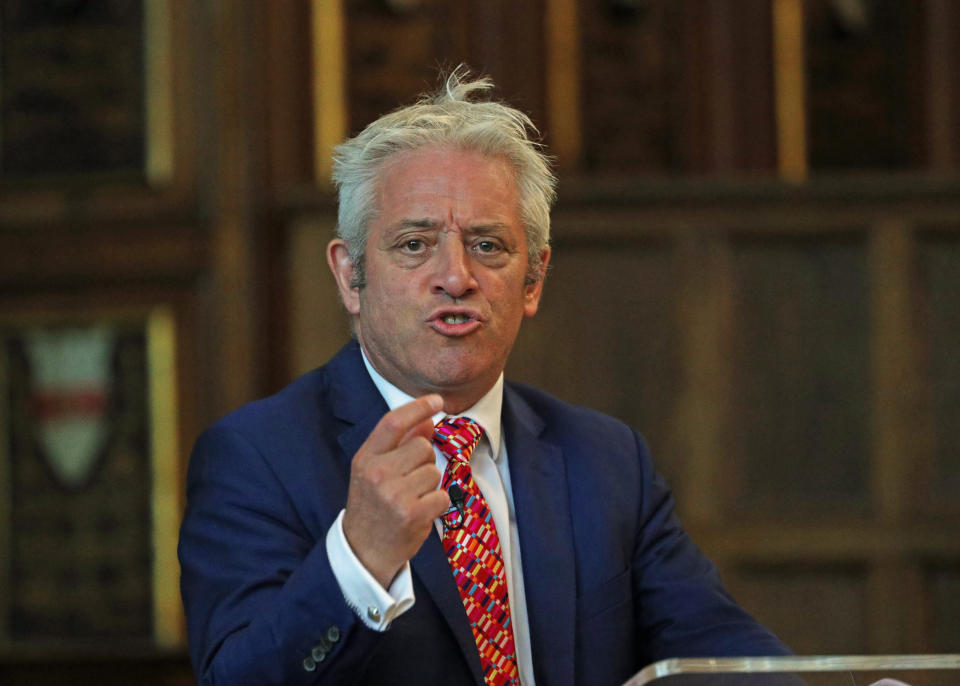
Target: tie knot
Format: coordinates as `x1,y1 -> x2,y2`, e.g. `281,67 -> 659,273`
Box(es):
433,416 -> 483,464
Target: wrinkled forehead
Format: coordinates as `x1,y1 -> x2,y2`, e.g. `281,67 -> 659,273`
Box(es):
372,145 -> 521,219
375,143 -> 517,185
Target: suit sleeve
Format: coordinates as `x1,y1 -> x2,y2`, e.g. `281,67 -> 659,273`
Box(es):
629,431 -> 792,661
178,425 -> 384,685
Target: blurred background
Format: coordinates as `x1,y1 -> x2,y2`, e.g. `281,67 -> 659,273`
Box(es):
0,0 -> 958,683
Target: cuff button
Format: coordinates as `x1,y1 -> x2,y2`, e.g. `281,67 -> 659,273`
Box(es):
302,656 -> 317,672
311,645 -> 327,662
327,625 -> 341,643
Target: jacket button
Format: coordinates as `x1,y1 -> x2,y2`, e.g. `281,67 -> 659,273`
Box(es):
302,656 -> 317,672
327,625 -> 341,643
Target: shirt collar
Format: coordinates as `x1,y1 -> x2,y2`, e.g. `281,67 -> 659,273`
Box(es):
360,348 -> 504,459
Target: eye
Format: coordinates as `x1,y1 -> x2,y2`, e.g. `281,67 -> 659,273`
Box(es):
476,240 -> 500,254
401,238 -> 426,253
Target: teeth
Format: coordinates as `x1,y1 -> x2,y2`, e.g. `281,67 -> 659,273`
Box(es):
443,314 -> 469,325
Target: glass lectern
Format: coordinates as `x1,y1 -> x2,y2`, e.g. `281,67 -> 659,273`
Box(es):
623,654 -> 960,686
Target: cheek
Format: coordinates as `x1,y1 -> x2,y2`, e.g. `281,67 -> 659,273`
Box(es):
361,278 -> 414,329
489,275 -> 530,316
373,268 -> 418,298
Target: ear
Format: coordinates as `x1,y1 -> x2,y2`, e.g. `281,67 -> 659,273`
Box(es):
523,247 -> 551,318
327,239 -> 361,315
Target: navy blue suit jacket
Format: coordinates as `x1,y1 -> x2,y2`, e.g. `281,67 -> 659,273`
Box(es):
179,340 -> 789,685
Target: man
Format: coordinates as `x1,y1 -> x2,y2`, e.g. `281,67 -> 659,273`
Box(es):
178,68 -> 790,686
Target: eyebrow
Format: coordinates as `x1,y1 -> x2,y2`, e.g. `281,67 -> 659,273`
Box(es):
390,218 -> 438,230
387,218 -> 513,234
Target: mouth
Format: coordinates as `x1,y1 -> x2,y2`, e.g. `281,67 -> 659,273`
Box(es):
440,313 -> 471,325
427,309 -> 483,336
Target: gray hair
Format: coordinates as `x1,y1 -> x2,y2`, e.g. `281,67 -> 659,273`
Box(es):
332,66 -> 557,287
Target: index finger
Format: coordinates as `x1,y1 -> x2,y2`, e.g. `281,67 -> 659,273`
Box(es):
364,394 -> 443,453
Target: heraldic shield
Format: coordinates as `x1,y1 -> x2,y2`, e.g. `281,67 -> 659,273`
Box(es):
24,326 -> 116,490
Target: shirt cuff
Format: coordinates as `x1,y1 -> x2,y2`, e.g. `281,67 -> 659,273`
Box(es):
325,509 -> 415,631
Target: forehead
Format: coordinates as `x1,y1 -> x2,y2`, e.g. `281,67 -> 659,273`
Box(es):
374,145 -> 521,227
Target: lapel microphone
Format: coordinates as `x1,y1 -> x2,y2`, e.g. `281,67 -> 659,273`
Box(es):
442,483 -> 467,531
448,483 -> 465,508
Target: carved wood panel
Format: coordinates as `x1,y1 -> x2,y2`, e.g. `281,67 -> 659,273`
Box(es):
727,235 -> 871,516
918,235 -> 960,511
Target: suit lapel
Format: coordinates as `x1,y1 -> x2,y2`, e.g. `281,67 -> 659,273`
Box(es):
503,387 -> 577,686
411,535 -> 486,686
329,340 -> 388,467
327,341 -> 486,686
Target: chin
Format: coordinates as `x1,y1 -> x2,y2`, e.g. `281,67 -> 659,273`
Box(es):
424,363 -> 489,392
427,367 -> 480,389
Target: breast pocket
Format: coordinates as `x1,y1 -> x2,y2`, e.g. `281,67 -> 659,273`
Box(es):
576,567 -> 633,623
575,567 -> 636,684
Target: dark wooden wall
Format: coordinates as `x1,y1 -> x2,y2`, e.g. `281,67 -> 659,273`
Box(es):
1,1 -> 958,683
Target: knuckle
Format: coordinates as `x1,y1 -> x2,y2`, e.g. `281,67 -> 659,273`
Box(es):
381,414 -> 404,433
419,463 -> 442,484
362,464 -> 386,487
395,503 -> 415,528
409,436 -> 433,455
351,445 -> 370,465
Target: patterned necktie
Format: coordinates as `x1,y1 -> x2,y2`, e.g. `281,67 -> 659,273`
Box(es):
434,417 -> 521,686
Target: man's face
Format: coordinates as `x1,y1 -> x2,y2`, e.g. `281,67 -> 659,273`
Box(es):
328,145 -> 549,413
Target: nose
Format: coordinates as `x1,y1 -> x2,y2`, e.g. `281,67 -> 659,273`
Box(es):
431,235 -> 478,299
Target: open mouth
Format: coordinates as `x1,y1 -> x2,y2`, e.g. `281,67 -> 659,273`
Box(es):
428,309 -> 482,336
441,314 -> 471,325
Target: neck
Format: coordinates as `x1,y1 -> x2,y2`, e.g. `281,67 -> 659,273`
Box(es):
358,346 -> 500,417
438,392 -> 481,416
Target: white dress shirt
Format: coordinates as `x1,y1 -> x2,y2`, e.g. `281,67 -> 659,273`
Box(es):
325,351 -> 536,685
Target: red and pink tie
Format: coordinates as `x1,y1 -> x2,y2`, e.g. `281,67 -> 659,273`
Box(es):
434,416 -> 521,686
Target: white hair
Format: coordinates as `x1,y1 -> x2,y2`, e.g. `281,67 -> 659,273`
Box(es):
332,66 -> 557,287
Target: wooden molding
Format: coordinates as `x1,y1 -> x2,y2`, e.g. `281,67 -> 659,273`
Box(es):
311,0 -> 347,185
545,0 -> 581,169
772,0 -> 808,182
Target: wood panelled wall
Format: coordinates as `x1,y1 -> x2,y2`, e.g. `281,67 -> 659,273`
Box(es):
1,1 -> 959,683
